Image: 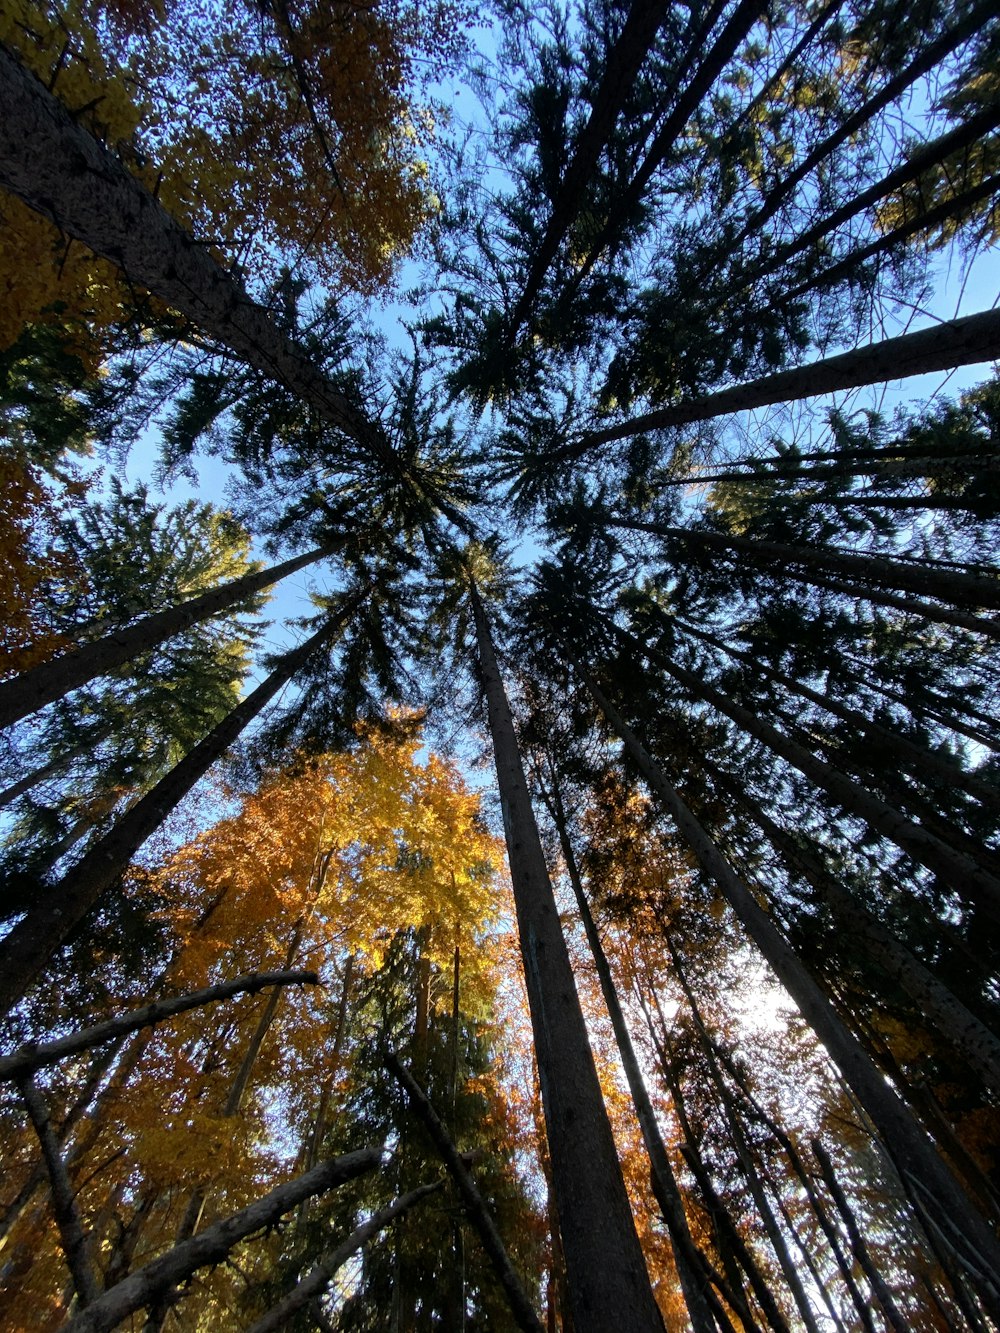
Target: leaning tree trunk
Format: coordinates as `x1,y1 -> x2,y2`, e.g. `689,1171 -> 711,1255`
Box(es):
0,587 -> 367,1019
706,762 -> 1000,1090
468,580 -> 664,1333
60,1149 -> 382,1333
0,48 -> 387,463
605,518 -> 1000,614
0,542 -> 339,731
639,640 -> 1000,920
668,943 -> 823,1333
572,306 -> 1000,453
580,668 -> 1000,1310
539,771 -> 718,1333
506,0 -> 675,338
676,617 -> 1000,813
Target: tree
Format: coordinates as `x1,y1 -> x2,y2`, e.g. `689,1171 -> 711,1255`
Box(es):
3,2 -> 1000,1327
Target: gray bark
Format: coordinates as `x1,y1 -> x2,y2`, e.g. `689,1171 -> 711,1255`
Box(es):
0,543 -> 337,731
606,519 -> 1000,614
0,48 -> 387,462
573,306 -> 1000,452
646,643 -> 1000,919
539,773 -> 717,1333
469,579 -> 663,1333
18,1074 -> 100,1309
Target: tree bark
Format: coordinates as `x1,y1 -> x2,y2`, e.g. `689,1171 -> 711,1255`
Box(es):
811,1139 -> 910,1333
0,970 -> 318,1081
468,578 -> 664,1333
580,668 -> 1000,1310
708,764 -> 1000,1090
18,1073 -> 101,1309
606,518 -> 1000,613
506,0 -> 677,339
538,770 -> 718,1333
245,1182 -> 444,1333
731,0 -> 994,245
641,640 -> 1000,919
0,543 -> 338,731
387,1052 -> 546,1333
59,1148 -> 382,1333
572,306 -> 1000,452
0,587 -> 366,1019
0,48 -> 387,462
677,616 -> 1000,813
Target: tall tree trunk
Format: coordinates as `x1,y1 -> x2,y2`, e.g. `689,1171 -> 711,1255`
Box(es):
580,668 -> 1000,1310
572,306 -> 1000,453
568,0 -> 770,292
730,0 -> 994,244
468,579 -> 664,1333
0,746 -> 90,811
506,0 -> 679,338
636,986 -> 769,1332
754,100 -> 1000,283
605,519 -> 1000,614
810,1139 -> 910,1333
59,1148 -> 382,1333
0,50 -> 388,463
246,1183 -> 444,1333
387,1053 -> 545,1333
676,617 -> 1000,813
667,944 -> 823,1333
706,764 -> 1000,1090
0,543 -> 339,731
634,639 -> 1000,919
0,587 -> 366,1020
538,769 -> 718,1333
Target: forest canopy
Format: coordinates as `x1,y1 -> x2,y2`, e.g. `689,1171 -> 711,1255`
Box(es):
1,0 -> 1000,1328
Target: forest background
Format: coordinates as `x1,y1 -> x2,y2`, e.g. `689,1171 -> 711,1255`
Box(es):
1,0 -> 1000,1329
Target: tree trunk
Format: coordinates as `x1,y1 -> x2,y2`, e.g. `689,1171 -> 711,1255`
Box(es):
811,1139 -> 910,1333
708,765 -> 1000,1090
0,587 -> 366,1020
756,100 -> 1000,282
59,1148 -> 382,1333
581,668 -> 1000,1310
0,543 -> 338,731
667,945 -> 823,1333
732,0 -> 994,244
573,306 -> 1000,452
245,1182 -> 444,1333
506,0 -> 678,338
0,970 -> 318,1082
640,640 -> 1000,919
677,617 -> 1000,814
0,746 -> 89,811
468,579 -> 663,1333
607,519 -> 1000,613
0,49 -> 387,462
387,1052 -> 546,1333
569,0 -> 770,292
539,770 -> 717,1333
